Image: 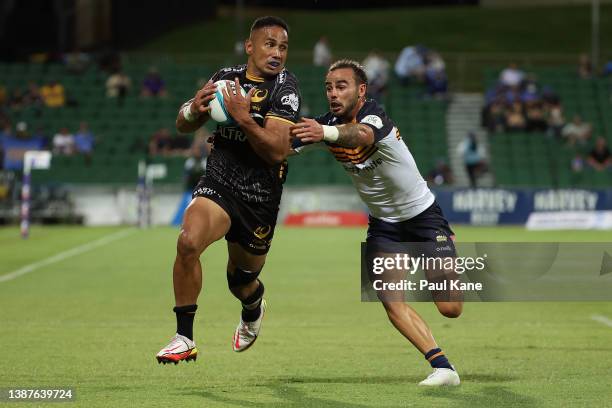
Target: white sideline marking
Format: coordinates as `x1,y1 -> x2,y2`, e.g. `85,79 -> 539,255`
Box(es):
591,315 -> 612,328
0,229 -> 135,283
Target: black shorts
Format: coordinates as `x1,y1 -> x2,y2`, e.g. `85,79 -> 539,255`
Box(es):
366,201 -> 456,257
192,177 -> 280,255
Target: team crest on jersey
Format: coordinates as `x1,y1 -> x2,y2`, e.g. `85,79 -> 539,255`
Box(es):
281,93 -> 299,112
361,115 -> 383,129
251,89 -> 268,103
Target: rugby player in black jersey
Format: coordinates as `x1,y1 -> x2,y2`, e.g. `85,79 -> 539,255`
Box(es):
156,16 -> 301,364
291,60 -> 462,386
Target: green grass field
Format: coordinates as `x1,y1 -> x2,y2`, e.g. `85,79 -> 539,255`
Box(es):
1,225 -> 611,407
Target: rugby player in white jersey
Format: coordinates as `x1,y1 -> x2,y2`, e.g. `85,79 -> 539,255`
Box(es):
291,59 -> 463,386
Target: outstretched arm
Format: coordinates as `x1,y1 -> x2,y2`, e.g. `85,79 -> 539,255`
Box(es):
290,117 -> 374,148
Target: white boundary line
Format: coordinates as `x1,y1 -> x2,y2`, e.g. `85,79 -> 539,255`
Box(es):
0,229 -> 136,283
590,315 -> 612,328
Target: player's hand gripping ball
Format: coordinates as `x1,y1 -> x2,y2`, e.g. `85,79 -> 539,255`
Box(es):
209,80 -> 247,125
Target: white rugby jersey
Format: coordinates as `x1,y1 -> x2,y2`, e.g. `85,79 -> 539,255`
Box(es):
295,99 -> 434,222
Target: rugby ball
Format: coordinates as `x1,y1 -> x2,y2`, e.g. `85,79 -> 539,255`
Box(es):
209,80 -> 247,125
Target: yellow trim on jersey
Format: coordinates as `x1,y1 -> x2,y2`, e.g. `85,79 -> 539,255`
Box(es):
265,114 -> 296,125
246,71 -> 265,82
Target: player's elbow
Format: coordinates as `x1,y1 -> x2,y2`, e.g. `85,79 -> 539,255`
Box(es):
175,117 -> 186,133
357,126 -> 375,146
265,151 -> 287,165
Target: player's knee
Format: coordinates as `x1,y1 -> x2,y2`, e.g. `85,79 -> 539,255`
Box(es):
227,266 -> 262,299
437,302 -> 462,318
176,230 -> 204,260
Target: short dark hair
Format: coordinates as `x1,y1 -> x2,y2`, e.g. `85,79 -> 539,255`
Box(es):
250,16 -> 289,34
329,59 -> 368,86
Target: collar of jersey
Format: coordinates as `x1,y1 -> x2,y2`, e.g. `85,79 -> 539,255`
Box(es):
246,71 -> 265,82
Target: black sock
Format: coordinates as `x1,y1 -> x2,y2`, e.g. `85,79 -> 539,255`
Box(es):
241,281 -> 264,322
425,348 -> 453,370
173,304 -> 197,340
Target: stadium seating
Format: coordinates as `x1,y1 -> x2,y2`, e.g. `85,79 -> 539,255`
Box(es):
485,67 -> 611,188
0,61 -> 449,187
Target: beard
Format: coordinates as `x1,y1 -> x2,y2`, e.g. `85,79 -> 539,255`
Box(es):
335,92 -> 360,120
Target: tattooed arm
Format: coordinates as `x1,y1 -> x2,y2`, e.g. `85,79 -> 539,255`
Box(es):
290,118 -> 374,148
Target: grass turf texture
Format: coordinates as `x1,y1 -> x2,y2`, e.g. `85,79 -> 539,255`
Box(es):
0,225 -> 611,407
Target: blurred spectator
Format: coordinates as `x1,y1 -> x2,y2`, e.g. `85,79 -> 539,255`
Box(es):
500,63 -> 524,88
577,53 -> 592,79
141,67 -> 168,98
170,132 -> 192,155
547,102 -> 566,138
184,129 -> 212,191
149,128 -> 172,156
586,137 -> 611,172
362,50 -> 390,102
525,100 -> 547,132
561,115 -> 592,146
234,40 -> 245,56
40,80 -> 66,108
106,70 -> 132,100
74,122 -> 95,162
53,127 -> 75,155
149,127 -> 192,157
505,102 -> 526,132
426,158 -> 453,186
520,79 -> 538,103
426,51 -> 445,73
9,88 -> 26,110
603,61 -> 612,77
425,69 -> 448,98
457,132 -> 488,188
394,46 -> 425,85
1,122 -> 46,171
64,48 -> 91,75
24,82 -> 43,107
571,153 -> 584,173
98,51 -> 121,74
483,97 -> 506,133
313,36 -> 332,67
0,85 -> 6,107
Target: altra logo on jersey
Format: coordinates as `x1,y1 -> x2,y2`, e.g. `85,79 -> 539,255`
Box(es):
361,115 -> 383,129
219,127 -> 247,142
281,93 -> 299,112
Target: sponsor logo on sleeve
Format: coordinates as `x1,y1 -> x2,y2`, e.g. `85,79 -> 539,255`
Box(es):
361,115 -> 383,129
281,93 -> 299,112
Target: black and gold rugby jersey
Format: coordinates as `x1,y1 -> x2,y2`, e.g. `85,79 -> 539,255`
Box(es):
191,64 -> 301,203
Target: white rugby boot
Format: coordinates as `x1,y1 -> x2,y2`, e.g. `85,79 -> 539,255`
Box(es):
156,334 -> 197,364
418,366 -> 460,386
232,299 -> 267,352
